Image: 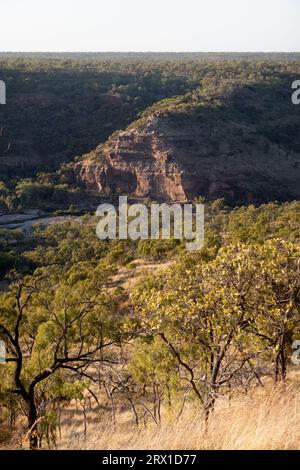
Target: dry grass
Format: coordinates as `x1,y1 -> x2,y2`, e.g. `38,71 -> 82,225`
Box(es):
106,258 -> 174,292
59,381 -> 300,450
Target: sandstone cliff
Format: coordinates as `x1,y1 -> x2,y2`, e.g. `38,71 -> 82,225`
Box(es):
72,81 -> 300,204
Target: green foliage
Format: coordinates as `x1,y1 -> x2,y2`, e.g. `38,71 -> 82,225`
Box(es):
1,52 -> 300,447
137,238 -> 182,260
0,199 -> 300,446
131,239 -> 300,408
15,179 -> 83,210
0,57 -> 200,181
1,56 -> 300,186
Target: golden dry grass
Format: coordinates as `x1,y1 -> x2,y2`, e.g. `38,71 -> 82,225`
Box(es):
59,381 -> 300,450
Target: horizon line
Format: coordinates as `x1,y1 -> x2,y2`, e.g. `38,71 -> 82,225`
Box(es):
1,51 -> 300,54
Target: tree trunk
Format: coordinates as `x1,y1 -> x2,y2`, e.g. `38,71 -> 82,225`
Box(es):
204,396 -> 215,426
28,395 -> 38,450
275,333 -> 287,382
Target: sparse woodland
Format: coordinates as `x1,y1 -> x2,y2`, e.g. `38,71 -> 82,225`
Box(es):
0,55 -> 300,450
0,200 -> 299,449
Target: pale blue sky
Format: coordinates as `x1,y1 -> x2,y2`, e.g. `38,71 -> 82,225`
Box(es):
0,0 -> 299,52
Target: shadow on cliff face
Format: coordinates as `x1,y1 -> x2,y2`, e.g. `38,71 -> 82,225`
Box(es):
100,167 -> 138,195
72,76 -> 300,206
217,76 -> 300,153
163,77 -> 300,204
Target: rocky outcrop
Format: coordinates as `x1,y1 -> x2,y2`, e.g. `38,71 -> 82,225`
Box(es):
74,117 -> 191,202
74,82 -> 300,203
73,83 -> 300,204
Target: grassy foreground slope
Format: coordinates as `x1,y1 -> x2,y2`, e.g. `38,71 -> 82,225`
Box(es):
0,200 -> 299,449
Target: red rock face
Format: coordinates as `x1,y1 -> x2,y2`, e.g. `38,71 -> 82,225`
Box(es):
75,118 -> 191,202
73,113 -> 300,204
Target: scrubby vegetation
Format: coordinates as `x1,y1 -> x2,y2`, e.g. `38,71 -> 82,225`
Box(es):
0,55 -> 300,450
1,55 -> 300,197
0,200 -> 299,449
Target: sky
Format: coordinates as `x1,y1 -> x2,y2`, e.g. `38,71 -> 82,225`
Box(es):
0,0 -> 299,52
